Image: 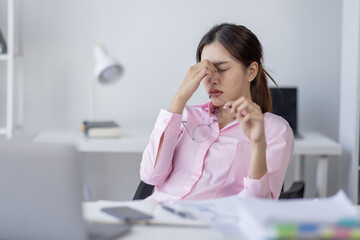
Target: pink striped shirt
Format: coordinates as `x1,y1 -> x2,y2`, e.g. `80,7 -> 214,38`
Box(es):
140,102 -> 294,202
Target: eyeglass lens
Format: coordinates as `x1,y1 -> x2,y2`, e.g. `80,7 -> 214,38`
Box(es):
182,94 -> 235,142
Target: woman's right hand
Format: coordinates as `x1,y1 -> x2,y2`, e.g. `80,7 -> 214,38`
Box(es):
169,60 -> 217,114
177,60 -> 218,101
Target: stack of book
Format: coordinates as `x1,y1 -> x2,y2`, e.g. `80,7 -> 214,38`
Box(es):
82,121 -> 120,138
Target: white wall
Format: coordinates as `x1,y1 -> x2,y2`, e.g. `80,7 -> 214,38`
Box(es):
10,0 -> 343,199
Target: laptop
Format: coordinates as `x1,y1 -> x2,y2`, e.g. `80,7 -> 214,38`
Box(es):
270,87 -> 302,138
0,141 -> 131,240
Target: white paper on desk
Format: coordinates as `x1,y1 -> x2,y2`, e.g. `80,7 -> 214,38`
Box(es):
171,190 -> 358,237
237,190 -> 358,240
175,196 -> 241,224
238,190 -> 357,224
172,195 -> 246,236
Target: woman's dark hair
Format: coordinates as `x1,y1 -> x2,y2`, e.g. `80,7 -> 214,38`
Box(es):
196,23 -> 277,113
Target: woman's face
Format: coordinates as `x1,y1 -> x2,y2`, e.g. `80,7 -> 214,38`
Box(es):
201,41 -> 254,107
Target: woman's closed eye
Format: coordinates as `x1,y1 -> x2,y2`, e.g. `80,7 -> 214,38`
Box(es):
218,68 -> 229,72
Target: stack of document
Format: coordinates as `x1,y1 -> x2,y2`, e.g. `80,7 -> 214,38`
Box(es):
237,190 -> 360,239
170,190 -> 360,239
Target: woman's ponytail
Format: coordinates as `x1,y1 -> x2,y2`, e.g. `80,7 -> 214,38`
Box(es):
251,65 -> 278,113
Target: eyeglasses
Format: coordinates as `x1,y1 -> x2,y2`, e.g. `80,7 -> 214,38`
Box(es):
181,94 -> 234,142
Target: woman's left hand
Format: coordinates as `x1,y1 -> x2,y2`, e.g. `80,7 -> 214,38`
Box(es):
224,97 -> 266,144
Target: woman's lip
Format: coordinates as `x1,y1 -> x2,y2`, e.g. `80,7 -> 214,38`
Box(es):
209,89 -> 223,94
209,92 -> 223,98
212,92 -> 222,96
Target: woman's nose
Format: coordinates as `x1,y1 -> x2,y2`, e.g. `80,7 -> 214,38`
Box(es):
208,71 -> 220,85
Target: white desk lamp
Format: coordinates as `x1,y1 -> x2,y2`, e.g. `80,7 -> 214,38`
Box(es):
89,44 -> 123,120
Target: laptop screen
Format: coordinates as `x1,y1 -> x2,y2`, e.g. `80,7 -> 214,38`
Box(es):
270,87 -> 298,136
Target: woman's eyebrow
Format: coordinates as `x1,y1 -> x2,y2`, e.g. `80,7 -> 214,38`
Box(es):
213,61 -> 229,67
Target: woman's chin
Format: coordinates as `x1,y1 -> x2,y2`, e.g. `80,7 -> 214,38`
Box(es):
210,99 -> 224,107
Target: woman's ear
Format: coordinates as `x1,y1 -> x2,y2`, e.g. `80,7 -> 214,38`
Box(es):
247,62 -> 259,83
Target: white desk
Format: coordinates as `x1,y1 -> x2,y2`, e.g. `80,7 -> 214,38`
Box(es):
82,199 -> 360,240
294,132 -> 342,197
113,225 -> 228,240
33,128 -> 150,153
34,130 -> 342,198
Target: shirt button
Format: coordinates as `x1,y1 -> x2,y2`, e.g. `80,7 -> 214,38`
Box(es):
163,119 -> 169,125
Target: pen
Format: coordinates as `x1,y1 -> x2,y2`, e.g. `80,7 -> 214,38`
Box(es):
161,204 -> 195,219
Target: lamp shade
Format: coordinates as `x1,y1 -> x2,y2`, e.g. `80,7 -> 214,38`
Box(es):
93,44 -> 123,84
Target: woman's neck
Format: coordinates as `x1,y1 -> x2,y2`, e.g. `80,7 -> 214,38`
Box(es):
215,107 -> 236,130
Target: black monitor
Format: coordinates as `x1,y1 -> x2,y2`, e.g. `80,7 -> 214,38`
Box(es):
270,87 -> 301,138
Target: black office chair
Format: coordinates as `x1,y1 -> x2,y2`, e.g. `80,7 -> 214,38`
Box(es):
133,180 -> 305,200
133,181 -> 155,200
279,181 -> 305,199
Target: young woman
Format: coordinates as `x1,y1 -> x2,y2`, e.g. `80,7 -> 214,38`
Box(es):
140,23 -> 294,202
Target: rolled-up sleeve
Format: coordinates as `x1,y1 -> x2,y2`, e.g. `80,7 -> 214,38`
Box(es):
140,109 -> 182,185
241,115 -> 294,199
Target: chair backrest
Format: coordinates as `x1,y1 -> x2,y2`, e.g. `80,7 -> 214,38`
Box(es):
133,180 -> 305,200
279,181 -> 305,199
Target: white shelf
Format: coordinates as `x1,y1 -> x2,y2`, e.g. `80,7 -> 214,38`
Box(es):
0,54 -> 7,61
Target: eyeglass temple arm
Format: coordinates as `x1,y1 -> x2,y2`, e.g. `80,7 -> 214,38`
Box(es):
209,93 -> 232,109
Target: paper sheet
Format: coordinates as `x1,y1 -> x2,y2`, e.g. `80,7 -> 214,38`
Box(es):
238,190 -> 357,224
170,190 -> 358,237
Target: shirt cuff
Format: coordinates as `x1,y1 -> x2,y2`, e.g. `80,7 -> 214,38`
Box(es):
154,109 -> 182,134
243,173 -> 272,198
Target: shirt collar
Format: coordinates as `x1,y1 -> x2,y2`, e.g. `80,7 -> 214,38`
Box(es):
208,101 -> 217,115
193,101 -> 239,130
192,102 -> 216,117
196,101 -> 221,117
